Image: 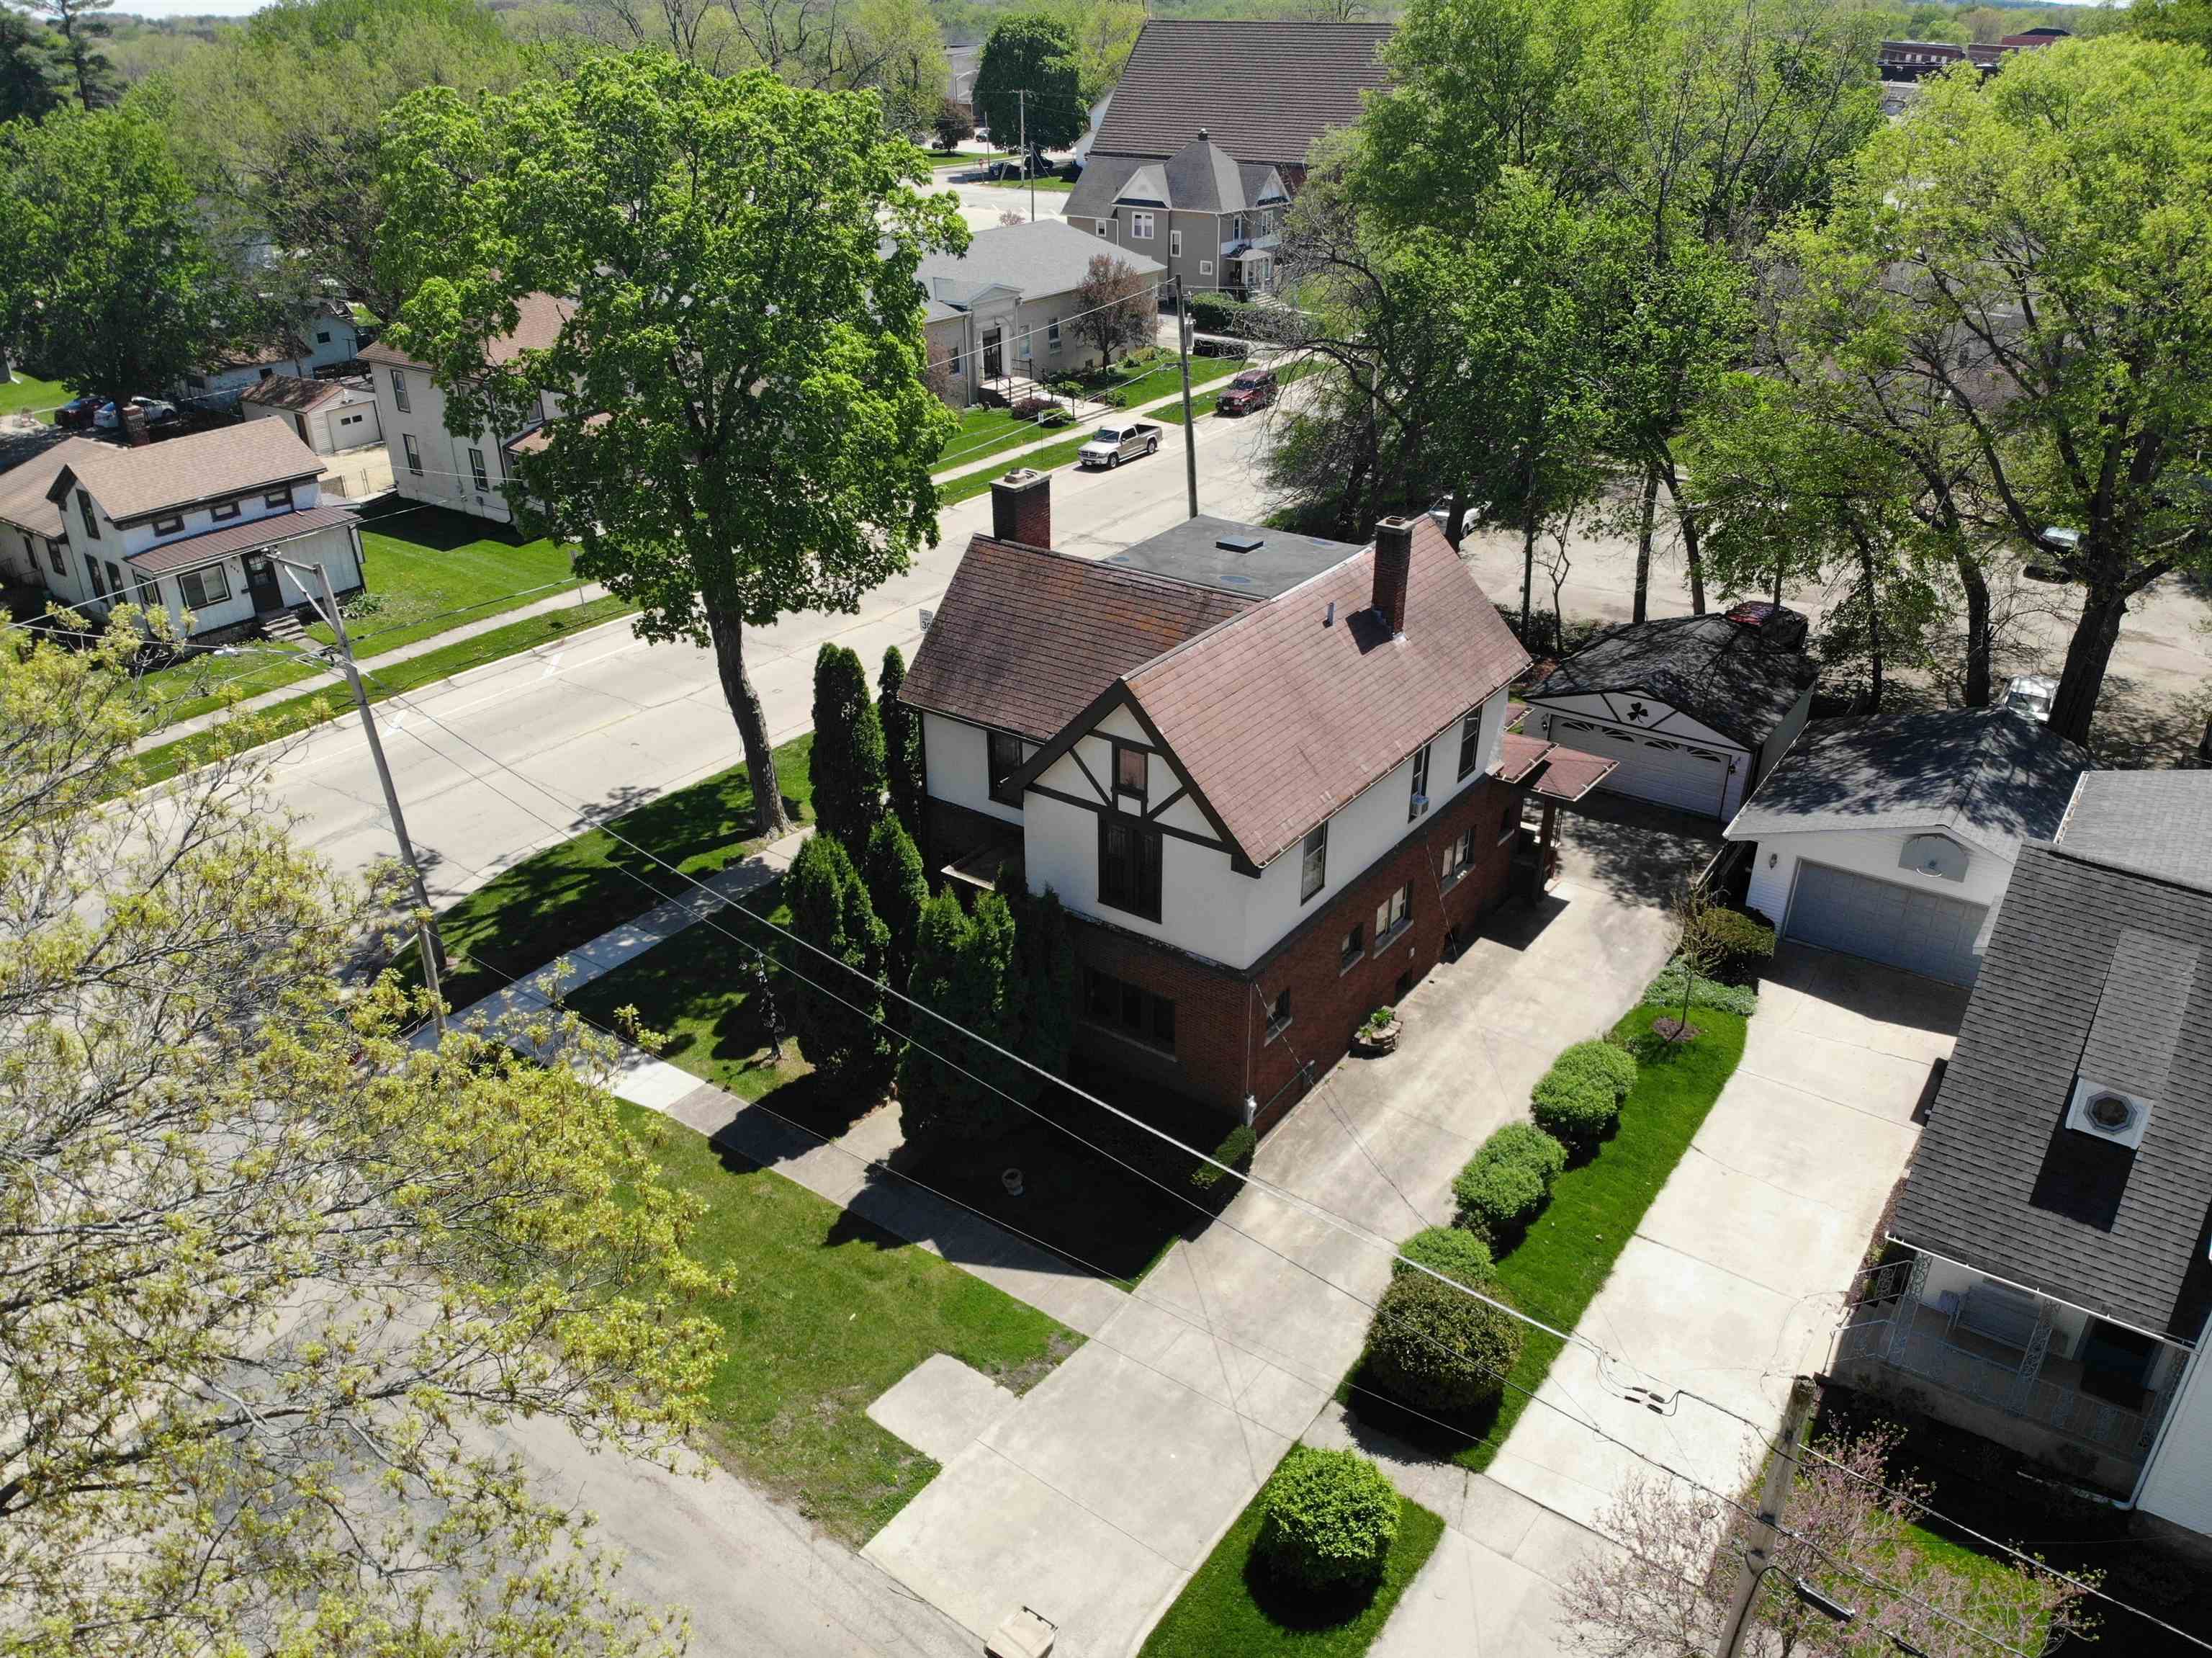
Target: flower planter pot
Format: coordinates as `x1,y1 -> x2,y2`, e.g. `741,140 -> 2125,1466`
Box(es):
1357,1021 -> 1401,1056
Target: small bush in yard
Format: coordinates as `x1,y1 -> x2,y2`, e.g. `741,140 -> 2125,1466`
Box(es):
1362,1270 -> 1524,1416
1010,395 -> 1055,421
1451,1122 -> 1566,1242
1393,1224 -> 1495,1289
1702,907 -> 1777,984
1529,1039 -> 1637,1150
1188,1121 -> 1257,1214
1254,1446 -> 1400,1596
1642,955 -> 1760,1017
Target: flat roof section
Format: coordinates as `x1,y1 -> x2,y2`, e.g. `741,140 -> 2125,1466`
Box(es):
1102,514 -> 1362,599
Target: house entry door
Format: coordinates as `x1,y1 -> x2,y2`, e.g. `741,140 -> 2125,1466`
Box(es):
982,327 -> 1003,380
243,552 -> 285,614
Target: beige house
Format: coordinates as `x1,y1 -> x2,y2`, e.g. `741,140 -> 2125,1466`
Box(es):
0,424 -> 363,640
359,295 -> 573,525
1066,130 -> 1290,298
240,375 -> 383,456
916,220 -> 1165,405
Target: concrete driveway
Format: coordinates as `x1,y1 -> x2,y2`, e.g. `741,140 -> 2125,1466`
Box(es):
864,807 -> 1687,1657
1482,942 -> 1966,1541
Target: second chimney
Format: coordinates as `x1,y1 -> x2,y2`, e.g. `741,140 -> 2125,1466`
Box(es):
992,467 -> 1051,550
1372,516 -> 1413,637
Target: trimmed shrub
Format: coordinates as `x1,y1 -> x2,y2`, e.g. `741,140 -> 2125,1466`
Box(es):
1189,1121 -> 1257,1215
1362,1270 -> 1524,1416
1450,1123 -> 1567,1242
1642,955 -> 1760,1017
1094,388 -> 1128,408
1702,906 -> 1778,984
1393,1225 -> 1495,1289
1254,1446 -> 1401,1596
1529,1039 -> 1637,1150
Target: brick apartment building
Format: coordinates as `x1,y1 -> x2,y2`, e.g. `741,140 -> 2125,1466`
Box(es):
901,470 -> 1611,1131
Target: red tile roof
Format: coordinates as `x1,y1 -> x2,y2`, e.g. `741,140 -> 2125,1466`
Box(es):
1124,516 -> 1528,869
1494,730 -> 1617,802
902,536 -> 1256,742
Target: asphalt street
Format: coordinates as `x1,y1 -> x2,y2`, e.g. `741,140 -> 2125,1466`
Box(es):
269,405 -> 1275,907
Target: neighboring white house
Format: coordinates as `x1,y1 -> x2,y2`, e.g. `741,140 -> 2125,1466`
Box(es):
1832,771 -> 2212,1538
240,375 -> 383,456
178,300 -> 364,412
1724,707 -> 2090,987
359,295 -> 573,525
0,424 -> 362,640
1520,609 -> 1818,820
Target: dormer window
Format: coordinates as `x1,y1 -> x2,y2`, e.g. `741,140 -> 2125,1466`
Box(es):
77,490 -> 99,540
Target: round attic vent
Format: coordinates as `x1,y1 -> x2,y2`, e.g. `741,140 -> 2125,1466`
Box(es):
2086,1092 -> 2136,1132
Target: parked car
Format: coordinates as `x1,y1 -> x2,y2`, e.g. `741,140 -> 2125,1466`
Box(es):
93,396 -> 179,431
1215,368 -> 1278,416
53,394 -> 104,430
1078,421 -> 1161,469
2000,673 -> 2056,723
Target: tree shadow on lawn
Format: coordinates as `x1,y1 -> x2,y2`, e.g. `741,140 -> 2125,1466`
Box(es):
1240,1554 -> 1389,1635
355,495 -> 541,552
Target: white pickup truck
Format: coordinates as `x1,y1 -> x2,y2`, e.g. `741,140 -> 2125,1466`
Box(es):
1078,421 -> 1162,469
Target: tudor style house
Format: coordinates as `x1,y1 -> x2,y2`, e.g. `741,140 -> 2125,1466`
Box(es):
360,295 -> 574,526
1064,20 -> 1392,297
901,469 -> 1608,1129
1831,771 -> 2212,1540
0,424 -> 364,640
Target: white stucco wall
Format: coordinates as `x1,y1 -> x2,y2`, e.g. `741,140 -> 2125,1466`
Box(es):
922,711 -> 1025,826
1743,825 -> 2014,933
2138,1340 -> 2212,1533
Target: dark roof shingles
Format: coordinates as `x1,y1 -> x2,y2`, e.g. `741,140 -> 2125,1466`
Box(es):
1529,613 -> 1816,750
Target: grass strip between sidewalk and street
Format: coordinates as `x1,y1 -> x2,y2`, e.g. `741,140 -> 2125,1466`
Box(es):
421,733 -> 814,1013
615,1098 -> 1079,1545
1138,1465 -> 1445,1658
133,595 -> 636,786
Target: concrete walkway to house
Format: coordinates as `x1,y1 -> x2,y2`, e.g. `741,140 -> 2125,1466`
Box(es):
863,805 -> 1691,1657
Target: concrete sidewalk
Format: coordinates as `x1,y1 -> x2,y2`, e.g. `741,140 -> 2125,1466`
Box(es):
930,352 -> 1262,485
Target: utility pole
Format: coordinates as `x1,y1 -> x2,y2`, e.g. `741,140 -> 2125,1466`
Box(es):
1717,1375 -> 1818,1658
1017,89 -> 1032,224
1172,275 -> 1198,520
272,553 -> 449,1036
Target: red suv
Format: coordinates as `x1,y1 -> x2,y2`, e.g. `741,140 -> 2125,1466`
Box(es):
1215,367 -> 1278,416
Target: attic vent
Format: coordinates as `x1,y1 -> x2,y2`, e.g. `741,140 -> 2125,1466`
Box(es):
1216,534 -> 1263,553
2065,1077 -> 2152,1150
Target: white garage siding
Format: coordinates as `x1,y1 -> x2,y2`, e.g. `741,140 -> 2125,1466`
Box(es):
2137,1342 -> 2212,1535
1785,861 -> 1988,986
1543,714 -> 1742,818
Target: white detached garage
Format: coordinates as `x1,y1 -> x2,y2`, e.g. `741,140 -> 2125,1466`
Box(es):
1521,610 -> 1818,820
1724,707 -> 2090,987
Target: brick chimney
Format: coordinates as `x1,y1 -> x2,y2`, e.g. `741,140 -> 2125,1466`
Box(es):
1372,516 -> 1413,637
119,405 -> 152,448
992,467 -> 1051,549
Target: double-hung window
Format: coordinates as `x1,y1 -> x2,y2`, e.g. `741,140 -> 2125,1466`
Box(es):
1048,316 -> 1062,351
1099,815 -> 1163,920
1169,228 -> 1182,259
1374,883 -> 1412,946
986,729 -> 1025,806
77,491 -> 99,540
469,448 -> 490,492
1457,708 -> 1483,779
1266,987 -> 1292,1039
1408,743 -> 1431,821
1130,210 -> 1154,241
1442,826 -> 1476,882
402,434 -> 423,477
1084,967 -> 1175,1053
1299,822 -> 1327,902
1340,923 -> 1364,969
43,539 -> 63,576
390,369 -> 410,413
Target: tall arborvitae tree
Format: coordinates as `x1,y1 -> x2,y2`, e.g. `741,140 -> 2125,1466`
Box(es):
899,889 -> 1024,1143
877,645 -> 925,846
808,642 -> 887,858
863,813 -> 929,998
996,871 -> 1076,1094
783,833 -> 894,1089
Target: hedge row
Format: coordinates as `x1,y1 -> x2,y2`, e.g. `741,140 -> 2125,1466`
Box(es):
1529,1039 -> 1637,1150
1450,1121 -> 1566,1244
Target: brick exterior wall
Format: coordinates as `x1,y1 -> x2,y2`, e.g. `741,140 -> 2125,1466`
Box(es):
1064,774 -> 1524,1134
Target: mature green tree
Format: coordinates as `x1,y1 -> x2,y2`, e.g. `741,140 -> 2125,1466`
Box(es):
0,107 -> 248,411
863,812 -> 930,994
4,0 -> 113,109
0,620 -> 719,1658
899,887 -> 1023,1143
1768,37 -> 2212,742
379,54 -> 963,839
971,11 -> 1084,158
809,642 -> 887,857
0,9 -> 67,122
878,644 -> 927,843
161,0 -> 521,322
1052,0 -> 1143,104
997,874 -> 1076,1089
2134,0 -> 2212,51
724,0 -> 950,135
784,830 -> 896,1088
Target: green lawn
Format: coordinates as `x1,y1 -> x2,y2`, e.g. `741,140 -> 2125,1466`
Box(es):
984,175 -> 1075,193
422,733 -> 814,1012
935,404 -> 1071,475
0,373 -> 66,421
1138,1467 -> 1445,1658
1158,358 -> 1319,426
1344,1004 -> 1750,1471
619,1099 -> 1077,1543
132,596 -> 636,785
939,429 -> 1101,502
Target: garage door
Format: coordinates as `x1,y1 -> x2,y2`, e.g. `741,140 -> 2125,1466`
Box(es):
1787,861 -> 1987,986
1548,716 -> 1735,817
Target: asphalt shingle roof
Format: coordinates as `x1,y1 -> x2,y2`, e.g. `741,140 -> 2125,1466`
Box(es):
50,423 -> 324,524
915,220 -> 1162,309
1894,843 -> 2212,1339
359,293 -> 573,371
2056,770 -> 2212,893
1725,707 -> 2090,856
240,375 -> 347,413
1528,613 -> 1817,751
0,435 -> 107,539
